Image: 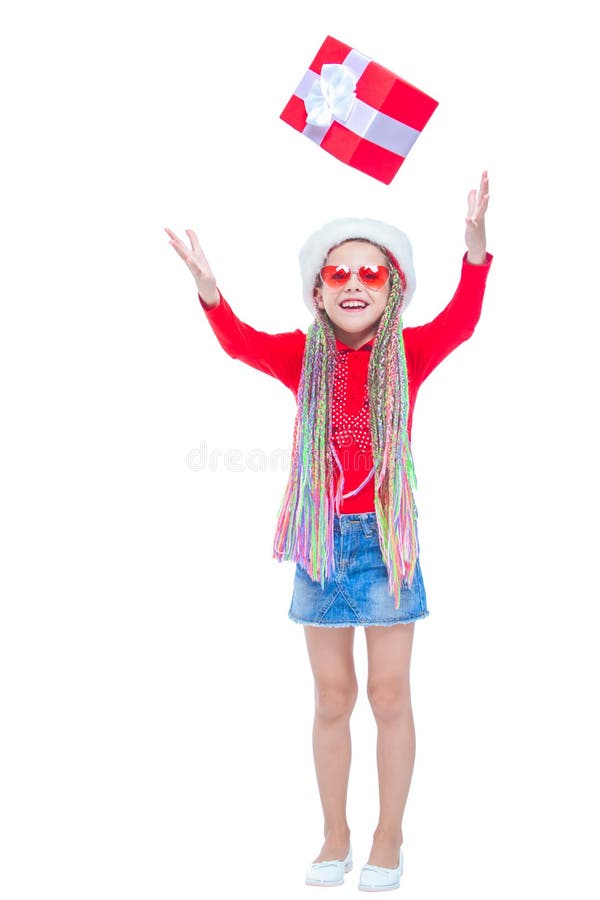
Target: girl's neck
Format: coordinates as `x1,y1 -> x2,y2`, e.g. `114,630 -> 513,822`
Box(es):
333,325 -> 378,350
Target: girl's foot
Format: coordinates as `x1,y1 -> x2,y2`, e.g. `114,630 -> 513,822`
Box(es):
366,834 -> 402,869
313,831 -> 351,863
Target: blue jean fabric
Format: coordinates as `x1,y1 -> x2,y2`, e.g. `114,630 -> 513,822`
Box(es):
288,512 -> 429,627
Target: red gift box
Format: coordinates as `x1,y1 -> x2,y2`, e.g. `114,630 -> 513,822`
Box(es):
280,36 -> 438,185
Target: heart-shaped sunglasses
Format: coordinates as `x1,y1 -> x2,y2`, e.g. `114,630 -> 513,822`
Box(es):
320,265 -> 390,291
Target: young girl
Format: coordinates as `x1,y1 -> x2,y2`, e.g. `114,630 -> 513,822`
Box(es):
165,171 -> 492,891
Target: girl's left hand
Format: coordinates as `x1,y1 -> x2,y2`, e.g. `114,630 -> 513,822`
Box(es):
465,170 -> 489,263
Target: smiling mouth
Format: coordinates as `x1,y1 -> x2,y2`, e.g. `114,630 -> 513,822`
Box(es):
340,301 -> 368,311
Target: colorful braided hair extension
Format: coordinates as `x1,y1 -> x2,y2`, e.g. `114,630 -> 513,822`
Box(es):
272,245 -> 420,609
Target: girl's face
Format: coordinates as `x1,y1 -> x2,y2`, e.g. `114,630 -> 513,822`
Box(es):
314,240 -> 391,349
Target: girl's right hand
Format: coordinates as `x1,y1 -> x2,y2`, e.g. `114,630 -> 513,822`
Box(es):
164,227 -> 220,306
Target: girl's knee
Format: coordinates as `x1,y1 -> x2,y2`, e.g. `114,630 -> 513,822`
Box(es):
314,681 -> 358,719
366,680 -> 411,720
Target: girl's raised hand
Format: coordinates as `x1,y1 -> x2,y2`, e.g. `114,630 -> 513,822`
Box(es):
465,171 -> 489,263
165,227 -> 220,305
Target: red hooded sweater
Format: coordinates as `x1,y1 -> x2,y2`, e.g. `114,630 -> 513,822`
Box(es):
198,251 -> 493,513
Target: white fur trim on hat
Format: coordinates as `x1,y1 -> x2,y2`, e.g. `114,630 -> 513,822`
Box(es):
299,218 -> 416,315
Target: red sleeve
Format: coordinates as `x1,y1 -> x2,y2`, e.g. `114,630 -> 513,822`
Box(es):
198,289 -> 306,394
403,252 -> 493,387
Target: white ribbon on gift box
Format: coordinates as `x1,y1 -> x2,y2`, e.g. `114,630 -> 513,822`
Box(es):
305,63 -> 358,127
294,50 -> 421,159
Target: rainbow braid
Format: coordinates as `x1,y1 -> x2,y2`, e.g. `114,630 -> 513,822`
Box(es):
272,265 -> 420,608
369,268 -> 420,607
272,305 -> 338,586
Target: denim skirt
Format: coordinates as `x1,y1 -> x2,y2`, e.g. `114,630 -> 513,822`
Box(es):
288,512 -> 429,627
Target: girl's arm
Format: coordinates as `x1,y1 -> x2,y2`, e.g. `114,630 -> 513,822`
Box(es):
165,227 -> 305,393
403,172 -> 493,385
198,289 -> 305,393
403,252 -> 493,386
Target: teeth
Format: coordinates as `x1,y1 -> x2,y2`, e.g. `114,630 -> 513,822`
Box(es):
341,302 -> 366,309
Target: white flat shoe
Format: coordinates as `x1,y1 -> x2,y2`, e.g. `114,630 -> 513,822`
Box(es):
358,848 -> 404,891
305,843 -> 353,887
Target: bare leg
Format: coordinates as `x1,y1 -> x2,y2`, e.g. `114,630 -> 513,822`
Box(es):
364,622 -> 416,868
303,624 -> 359,862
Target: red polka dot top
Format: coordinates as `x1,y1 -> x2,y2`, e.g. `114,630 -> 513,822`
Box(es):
198,252 -> 493,514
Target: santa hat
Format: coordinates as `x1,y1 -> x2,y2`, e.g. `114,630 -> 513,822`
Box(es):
299,217 -> 416,315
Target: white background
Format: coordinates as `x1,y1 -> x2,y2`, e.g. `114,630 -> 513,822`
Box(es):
1,1 -> 598,897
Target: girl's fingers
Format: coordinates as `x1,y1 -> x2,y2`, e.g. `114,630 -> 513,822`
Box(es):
467,171 -> 490,223
475,192 -> 490,218
188,236 -> 211,273
466,188 -> 476,218
168,240 -> 191,262
186,229 -> 201,251
478,171 -> 489,202
164,226 -> 182,242
165,227 -> 189,252
168,241 -> 203,278
166,228 -> 211,275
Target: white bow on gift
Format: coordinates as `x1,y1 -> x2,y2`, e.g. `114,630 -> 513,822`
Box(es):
304,63 -> 358,127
